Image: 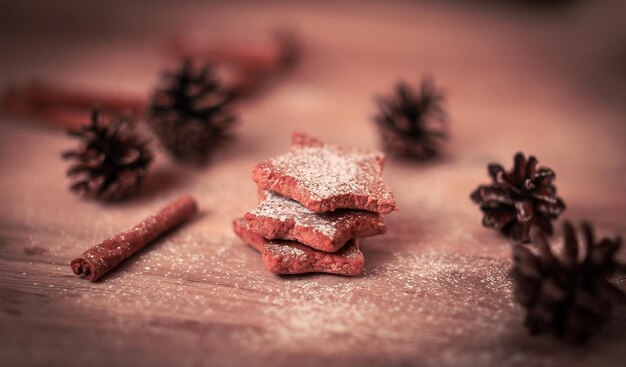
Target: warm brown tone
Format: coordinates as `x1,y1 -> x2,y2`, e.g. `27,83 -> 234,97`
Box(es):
512,223 -> 624,343
1,81 -> 146,129
167,29 -> 300,98
252,133 -> 398,213
244,191 -> 386,252
373,78 -> 448,159
148,60 -> 236,165
71,195 -> 198,281
0,1 -> 625,367
62,110 -> 153,201
233,218 -> 364,276
471,152 -> 566,242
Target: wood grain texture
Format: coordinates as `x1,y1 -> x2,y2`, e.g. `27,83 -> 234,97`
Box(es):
1,1 -> 625,366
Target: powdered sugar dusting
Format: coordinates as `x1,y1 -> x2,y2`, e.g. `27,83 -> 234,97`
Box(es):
248,192 -> 386,243
12,201 -> 531,366
269,144 -> 393,202
249,192 -> 337,236
265,241 -> 308,259
253,249 -> 515,358
234,217 -> 365,275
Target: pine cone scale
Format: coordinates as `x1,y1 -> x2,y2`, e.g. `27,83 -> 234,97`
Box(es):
511,152 -> 527,185
471,153 -> 565,242
62,110 -> 153,200
512,222 -> 625,343
148,59 -> 236,165
488,163 -> 505,180
471,186 -> 514,205
515,200 -> 533,223
482,207 -> 516,229
373,78 -> 448,160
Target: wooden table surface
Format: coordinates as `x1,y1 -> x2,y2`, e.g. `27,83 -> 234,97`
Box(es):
1,1 -> 625,366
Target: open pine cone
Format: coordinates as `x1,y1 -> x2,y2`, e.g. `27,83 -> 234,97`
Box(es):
148,59 -> 236,165
62,110 -> 153,201
470,152 -> 566,242
373,78 -> 448,160
512,223 -> 625,343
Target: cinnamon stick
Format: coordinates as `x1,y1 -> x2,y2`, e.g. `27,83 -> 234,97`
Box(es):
7,82 -> 146,113
167,35 -> 294,72
2,81 -> 146,129
71,194 -> 198,281
166,30 -> 300,97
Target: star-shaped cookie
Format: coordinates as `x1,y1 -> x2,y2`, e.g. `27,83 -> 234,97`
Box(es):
244,191 -> 386,252
233,218 -> 364,276
252,133 -> 398,213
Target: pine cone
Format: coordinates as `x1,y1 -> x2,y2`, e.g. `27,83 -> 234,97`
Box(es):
373,78 -> 448,159
512,223 -> 625,343
148,59 -> 236,165
62,110 -> 153,201
470,152 -> 566,242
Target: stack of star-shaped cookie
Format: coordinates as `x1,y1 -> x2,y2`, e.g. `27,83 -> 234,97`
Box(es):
233,132 -> 398,276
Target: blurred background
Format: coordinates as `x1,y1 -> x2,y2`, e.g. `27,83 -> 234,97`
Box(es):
1,0 -> 625,107
1,0 -> 625,141
1,0 -> 625,221
1,1 -> 626,366
1,0 -> 625,116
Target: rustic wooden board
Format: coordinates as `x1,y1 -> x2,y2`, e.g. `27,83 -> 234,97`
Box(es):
1,1 -> 625,366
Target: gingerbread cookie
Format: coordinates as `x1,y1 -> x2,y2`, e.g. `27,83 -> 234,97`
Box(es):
244,191 -> 386,252
233,218 -> 364,276
252,133 -> 398,213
